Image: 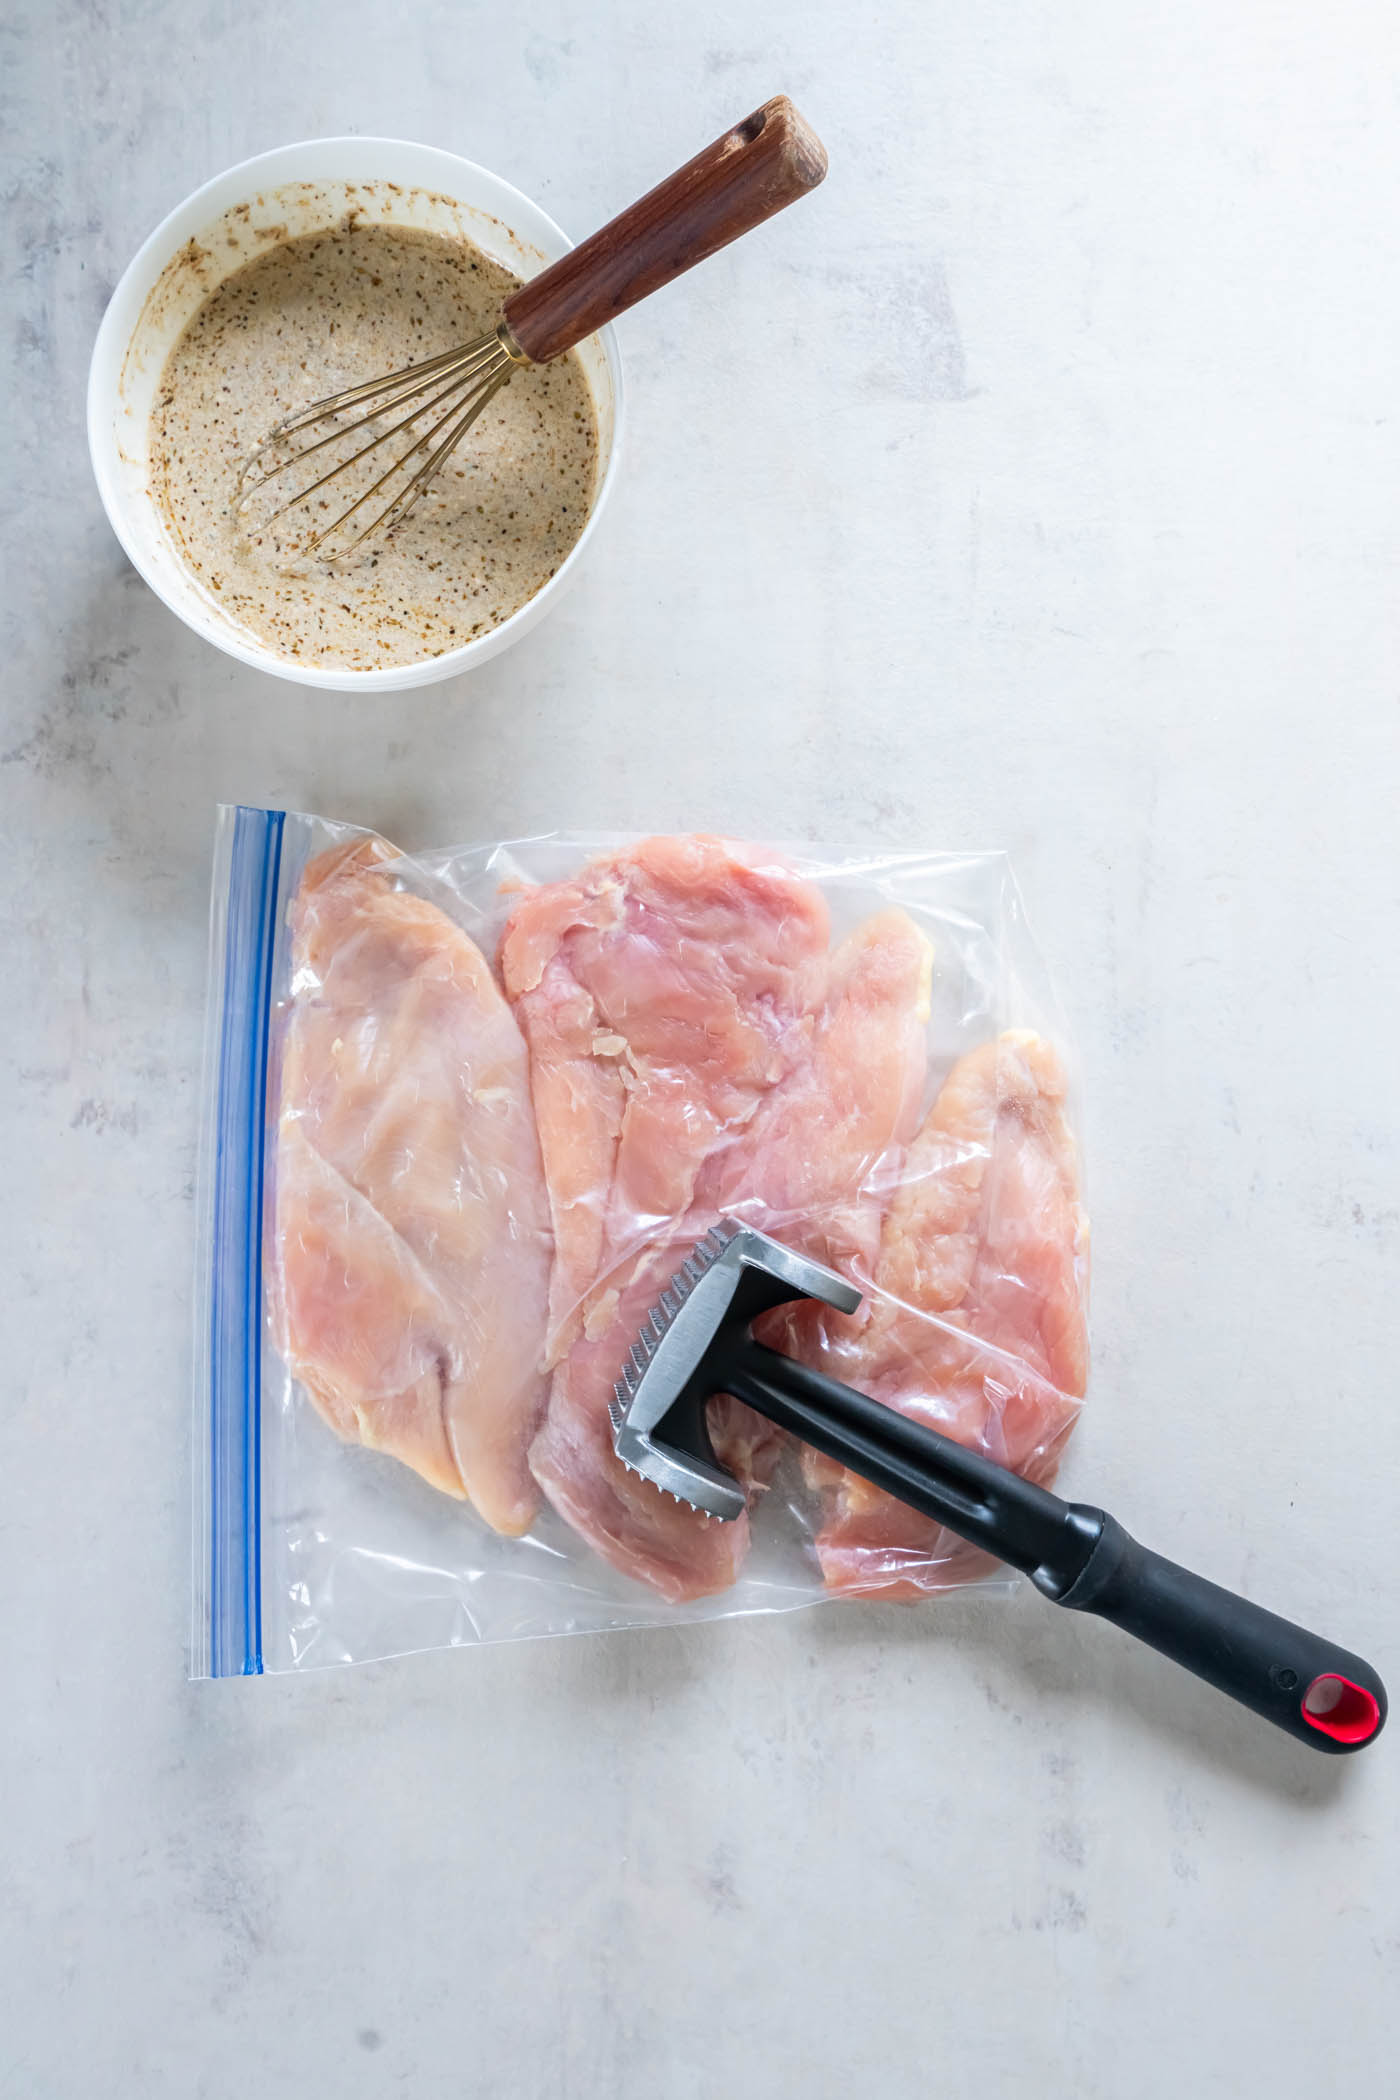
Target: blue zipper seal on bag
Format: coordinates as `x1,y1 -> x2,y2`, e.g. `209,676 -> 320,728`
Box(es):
208,807 -> 284,1676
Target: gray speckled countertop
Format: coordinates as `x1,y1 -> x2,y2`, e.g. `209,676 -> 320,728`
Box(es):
3,4 -> 1397,2095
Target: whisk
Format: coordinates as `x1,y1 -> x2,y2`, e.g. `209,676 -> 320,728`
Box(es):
236,97 -> 827,567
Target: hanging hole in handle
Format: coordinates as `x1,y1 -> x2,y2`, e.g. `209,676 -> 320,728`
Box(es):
1301,1674 -> 1382,1744
735,110 -> 769,145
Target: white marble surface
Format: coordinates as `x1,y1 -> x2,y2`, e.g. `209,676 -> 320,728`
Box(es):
3,2 -> 1398,2092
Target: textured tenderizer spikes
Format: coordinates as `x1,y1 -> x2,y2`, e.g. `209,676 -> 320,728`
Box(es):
609,1221 -> 870,1525
605,1220 -> 739,1456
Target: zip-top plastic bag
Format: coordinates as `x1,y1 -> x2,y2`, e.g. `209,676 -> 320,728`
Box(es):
193,808 -> 1088,1676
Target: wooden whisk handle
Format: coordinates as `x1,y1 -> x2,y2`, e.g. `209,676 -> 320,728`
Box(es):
502,95 -> 828,365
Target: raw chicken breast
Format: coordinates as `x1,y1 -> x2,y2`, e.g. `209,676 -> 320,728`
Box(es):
803,1030 -> 1089,1597
533,1241 -> 764,1602
275,836 -> 552,1535
504,838 -> 933,1602
538,908 -> 933,1604
500,834 -> 831,1347
702,907 -> 933,1286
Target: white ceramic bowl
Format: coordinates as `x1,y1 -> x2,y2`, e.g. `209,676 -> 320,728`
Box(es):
87,138 -> 624,691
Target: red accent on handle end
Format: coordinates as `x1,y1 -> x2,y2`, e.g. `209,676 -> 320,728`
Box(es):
1301,1674 -> 1382,1745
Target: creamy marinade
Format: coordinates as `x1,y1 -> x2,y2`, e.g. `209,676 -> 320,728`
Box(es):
150,217 -> 598,669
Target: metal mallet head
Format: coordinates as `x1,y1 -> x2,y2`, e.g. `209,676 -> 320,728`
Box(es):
608,1219 -> 861,1520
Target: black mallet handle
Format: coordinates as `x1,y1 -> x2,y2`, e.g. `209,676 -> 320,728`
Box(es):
719,1337 -> 1386,1755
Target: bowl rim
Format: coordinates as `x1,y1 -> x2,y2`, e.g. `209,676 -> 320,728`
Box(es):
86,134 -> 625,691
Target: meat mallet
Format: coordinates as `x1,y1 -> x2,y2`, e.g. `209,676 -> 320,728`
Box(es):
610,1219 -> 1387,1754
